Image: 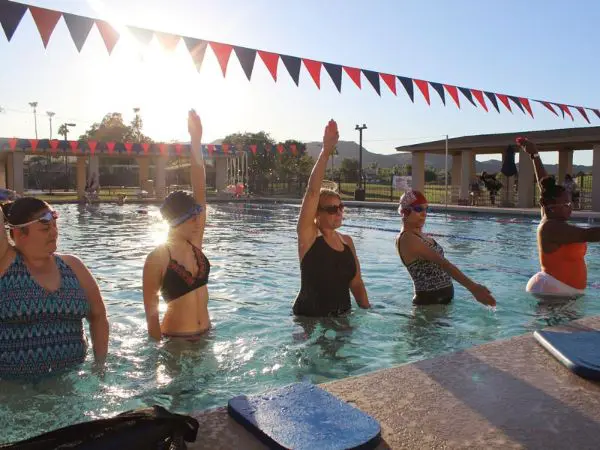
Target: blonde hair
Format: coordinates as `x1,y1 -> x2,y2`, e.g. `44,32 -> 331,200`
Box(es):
321,180 -> 339,192
319,189 -> 341,202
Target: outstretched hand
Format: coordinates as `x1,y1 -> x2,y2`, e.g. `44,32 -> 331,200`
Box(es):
471,283 -> 496,307
188,109 -> 203,143
323,119 -> 339,156
516,137 -> 537,155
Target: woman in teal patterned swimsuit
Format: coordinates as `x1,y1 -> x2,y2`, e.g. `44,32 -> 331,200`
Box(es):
0,195 -> 109,379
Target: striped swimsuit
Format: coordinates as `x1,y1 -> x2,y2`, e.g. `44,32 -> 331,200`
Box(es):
0,253 -> 90,379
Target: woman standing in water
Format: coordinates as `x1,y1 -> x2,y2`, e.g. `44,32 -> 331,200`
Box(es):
293,119 -> 370,317
143,110 -> 211,340
396,190 -> 496,307
519,137 -> 600,298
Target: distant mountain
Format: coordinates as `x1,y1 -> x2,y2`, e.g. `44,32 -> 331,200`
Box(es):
305,140 -> 590,175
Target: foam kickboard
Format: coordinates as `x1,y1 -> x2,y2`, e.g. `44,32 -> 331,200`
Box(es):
228,382 -> 381,450
534,330 -> 600,381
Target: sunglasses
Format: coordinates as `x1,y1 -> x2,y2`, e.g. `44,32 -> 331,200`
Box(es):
169,204 -> 204,227
550,202 -> 572,209
8,210 -> 59,228
410,205 -> 428,213
319,203 -> 345,215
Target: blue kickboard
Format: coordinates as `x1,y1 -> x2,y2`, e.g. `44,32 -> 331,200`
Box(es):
534,330 -> 600,381
227,382 -> 381,450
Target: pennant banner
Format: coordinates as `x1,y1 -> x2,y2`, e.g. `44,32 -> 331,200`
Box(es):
1,0 -> 598,122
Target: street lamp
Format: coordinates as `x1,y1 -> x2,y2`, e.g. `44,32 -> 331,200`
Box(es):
62,123 -> 76,191
46,111 -> 55,139
354,124 -> 367,200
29,102 -> 38,139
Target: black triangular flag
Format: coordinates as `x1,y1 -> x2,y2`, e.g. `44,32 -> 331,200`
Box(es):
233,46 -> 257,81
323,62 -> 342,92
128,26 -> 154,46
63,13 -> 94,52
458,87 -> 477,107
484,91 -> 500,113
183,37 -> 207,72
0,0 -> 28,41
362,70 -> 380,96
281,54 -> 301,86
430,82 -> 445,105
508,95 -> 525,114
397,76 -> 414,102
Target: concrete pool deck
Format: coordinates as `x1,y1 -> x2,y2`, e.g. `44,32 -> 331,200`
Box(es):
189,315 -> 600,449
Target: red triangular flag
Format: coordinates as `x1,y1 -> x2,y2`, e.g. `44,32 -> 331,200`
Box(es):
471,89 -> 488,112
575,106 -> 590,124
29,6 -> 62,49
414,79 -> 430,105
88,140 -> 97,154
8,138 -> 17,150
29,139 -> 39,151
258,50 -> 279,81
107,141 -> 115,154
303,59 -> 322,89
49,139 -> 59,153
222,143 -> 229,154
250,144 -> 257,155
265,143 -> 272,153
125,142 -> 133,154
343,67 -> 361,89
69,141 -> 78,153
277,144 -> 284,154
380,73 -> 397,95
207,144 -> 215,155
444,85 -> 460,108
519,98 -> 534,118
142,142 -> 150,154
159,143 -> 168,155
558,104 -> 574,121
155,32 -> 180,51
539,101 -> 558,116
496,94 -> 512,112
290,144 -> 297,155
173,144 -> 181,155
95,20 -> 119,55
210,42 -> 233,77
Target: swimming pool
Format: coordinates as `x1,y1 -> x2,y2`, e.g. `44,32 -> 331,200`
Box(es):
2,202 -> 600,443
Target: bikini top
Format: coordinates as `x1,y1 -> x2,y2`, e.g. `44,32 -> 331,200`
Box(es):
160,241 -> 210,302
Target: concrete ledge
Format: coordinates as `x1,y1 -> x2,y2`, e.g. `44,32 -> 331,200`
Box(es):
189,316 -> 600,449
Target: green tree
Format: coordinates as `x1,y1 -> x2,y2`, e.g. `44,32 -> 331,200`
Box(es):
79,112 -> 153,143
339,158 -> 359,182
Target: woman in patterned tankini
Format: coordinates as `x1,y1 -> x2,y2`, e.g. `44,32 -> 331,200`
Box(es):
0,196 -> 108,379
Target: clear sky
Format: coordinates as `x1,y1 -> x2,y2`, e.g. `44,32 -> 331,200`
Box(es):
1,0 -> 599,165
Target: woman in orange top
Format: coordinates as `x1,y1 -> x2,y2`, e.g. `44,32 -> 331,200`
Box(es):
519,138 -> 600,298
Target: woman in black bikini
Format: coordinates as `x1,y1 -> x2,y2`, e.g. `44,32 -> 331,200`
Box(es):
293,119 -> 370,317
142,110 -> 211,340
396,190 -> 496,307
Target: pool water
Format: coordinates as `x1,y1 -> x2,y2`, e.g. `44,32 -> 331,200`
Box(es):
2,202 -> 600,443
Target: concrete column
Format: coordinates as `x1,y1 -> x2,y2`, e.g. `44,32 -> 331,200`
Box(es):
11,152 -> 24,195
76,157 -> 86,200
215,157 -> 228,192
501,176 -> 515,206
410,152 -> 425,192
155,155 -> 168,199
451,154 -> 462,202
0,156 -> 6,189
6,153 -> 14,190
89,155 -> 100,186
459,150 -> 473,201
138,157 -> 150,190
557,150 -> 574,182
592,145 -> 600,212
518,149 -> 535,208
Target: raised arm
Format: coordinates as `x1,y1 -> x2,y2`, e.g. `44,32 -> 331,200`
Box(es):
296,120 -> 338,259
188,109 -> 207,247
401,233 -> 496,307
142,249 -> 165,341
518,138 -> 547,189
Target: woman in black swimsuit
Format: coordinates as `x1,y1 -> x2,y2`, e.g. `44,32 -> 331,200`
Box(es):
396,190 -> 496,307
293,119 -> 370,317
142,110 -> 211,340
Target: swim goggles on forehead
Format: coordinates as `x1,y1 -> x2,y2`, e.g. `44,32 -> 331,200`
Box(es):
168,204 -> 203,227
7,210 -> 59,228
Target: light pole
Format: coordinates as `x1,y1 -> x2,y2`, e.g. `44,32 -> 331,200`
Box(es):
61,123 -> 76,191
29,102 -> 38,139
46,111 -> 55,139
355,124 -> 367,200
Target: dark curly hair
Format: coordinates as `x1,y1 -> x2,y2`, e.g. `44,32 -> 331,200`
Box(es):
1,197 -> 49,226
539,176 -> 565,204
159,190 -> 196,223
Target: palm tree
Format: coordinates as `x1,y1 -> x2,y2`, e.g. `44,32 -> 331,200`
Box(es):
57,124 -> 69,139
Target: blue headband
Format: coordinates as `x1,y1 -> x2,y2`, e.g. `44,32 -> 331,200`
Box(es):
167,203 -> 203,227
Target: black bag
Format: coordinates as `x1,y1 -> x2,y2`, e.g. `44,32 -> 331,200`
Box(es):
0,405 -> 199,450
501,145 -> 518,177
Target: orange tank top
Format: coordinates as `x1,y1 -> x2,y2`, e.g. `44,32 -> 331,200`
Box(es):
541,242 -> 587,290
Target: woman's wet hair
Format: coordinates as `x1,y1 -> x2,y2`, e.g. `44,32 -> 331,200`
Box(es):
540,176 -> 565,204
1,197 -> 49,226
159,190 -> 196,222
